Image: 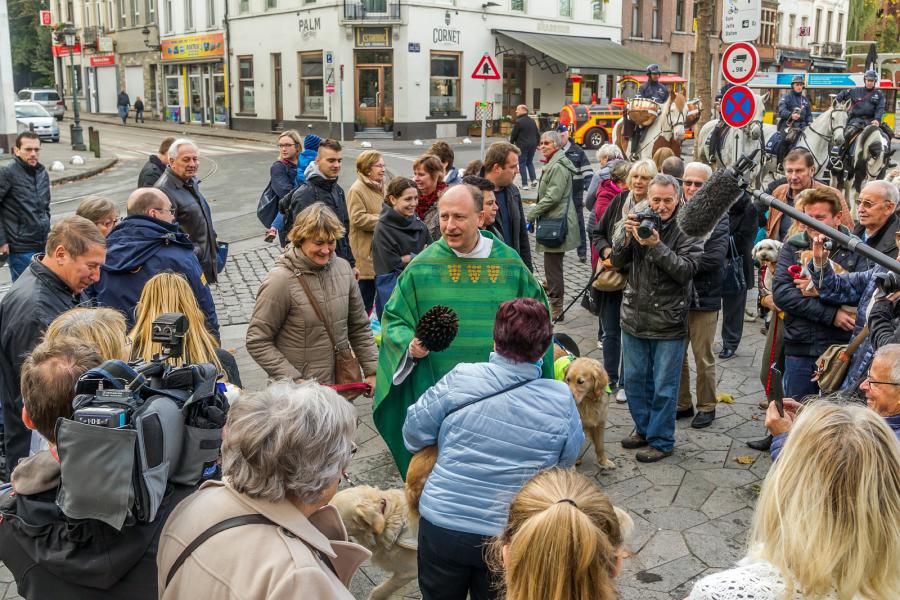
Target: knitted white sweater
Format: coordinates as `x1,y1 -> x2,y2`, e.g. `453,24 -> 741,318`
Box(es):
689,558 -> 854,600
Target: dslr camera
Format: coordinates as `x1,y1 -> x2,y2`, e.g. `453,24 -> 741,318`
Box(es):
634,209 -> 662,240
875,271 -> 900,294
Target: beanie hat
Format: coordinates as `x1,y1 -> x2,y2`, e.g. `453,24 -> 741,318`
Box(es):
303,134 -> 321,152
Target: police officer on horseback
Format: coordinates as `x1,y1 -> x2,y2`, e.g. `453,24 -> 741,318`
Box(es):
629,64 -> 670,157
707,83 -> 736,165
836,69 -> 885,135
775,75 -> 812,164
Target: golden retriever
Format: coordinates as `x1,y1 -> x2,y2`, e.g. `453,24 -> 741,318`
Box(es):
565,357 -> 616,470
331,485 -> 419,600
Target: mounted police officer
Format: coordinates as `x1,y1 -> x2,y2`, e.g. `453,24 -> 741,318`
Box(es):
775,75 -> 812,164
629,64 -> 670,158
708,82 -> 736,161
836,70 -> 885,150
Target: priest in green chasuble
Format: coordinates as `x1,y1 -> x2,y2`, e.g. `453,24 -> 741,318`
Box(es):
373,184 -> 554,476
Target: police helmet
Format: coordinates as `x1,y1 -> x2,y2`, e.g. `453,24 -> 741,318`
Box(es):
647,64 -> 661,75
791,75 -> 804,85
864,69 -> 879,81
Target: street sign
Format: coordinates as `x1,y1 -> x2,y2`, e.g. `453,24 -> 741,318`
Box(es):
721,42 -> 759,85
471,53 -> 500,80
325,83 -> 335,94
722,0 -> 761,43
39,10 -> 52,26
720,85 -> 756,128
325,51 -> 333,64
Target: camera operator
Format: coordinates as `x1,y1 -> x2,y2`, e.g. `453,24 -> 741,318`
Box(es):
772,188 -> 857,399
611,174 -> 703,463
868,287 -> 900,350
0,337 -> 192,599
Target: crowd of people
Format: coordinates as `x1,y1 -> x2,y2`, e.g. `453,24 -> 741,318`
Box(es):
0,101 -> 898,600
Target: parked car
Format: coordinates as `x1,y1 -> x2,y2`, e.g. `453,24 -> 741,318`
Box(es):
17,88 -> 65,120
15,102 -> 60,143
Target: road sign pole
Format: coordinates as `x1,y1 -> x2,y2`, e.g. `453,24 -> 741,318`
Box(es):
339,65 -> 344,143
480,78 -> 487,156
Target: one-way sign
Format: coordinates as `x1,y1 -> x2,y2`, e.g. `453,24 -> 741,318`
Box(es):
471,53 -> 500,80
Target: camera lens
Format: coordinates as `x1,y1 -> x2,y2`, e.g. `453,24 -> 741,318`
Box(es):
637,219 -> 655,239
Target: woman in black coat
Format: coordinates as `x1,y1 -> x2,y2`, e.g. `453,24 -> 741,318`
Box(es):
372,177 -> 431,318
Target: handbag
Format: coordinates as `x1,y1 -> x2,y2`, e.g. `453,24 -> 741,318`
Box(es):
815,327 -> 869,394
256,183 -> 279,227
722,235 -> 747,296
535,191 -> 571,248
296,274 -> 363,399
592,258 -> 627,292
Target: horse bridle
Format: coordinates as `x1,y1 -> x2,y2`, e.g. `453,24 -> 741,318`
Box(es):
796,104 -> 848,173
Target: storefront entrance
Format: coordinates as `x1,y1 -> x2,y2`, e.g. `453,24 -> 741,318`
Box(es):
502,55 -> 526,117
354,50 -> 393,128
163,62 -> 226,125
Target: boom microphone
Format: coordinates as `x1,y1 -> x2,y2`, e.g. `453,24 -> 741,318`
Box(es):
677,168 -> 744,238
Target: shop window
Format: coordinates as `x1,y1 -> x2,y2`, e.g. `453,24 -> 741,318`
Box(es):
559,0 -> 571,18
299,51 -> 324,116
165,67 -> 181,122
565,74 -> 599,103
207,0 -> 216,25
631,0 -> 641,37
238,56 -> 255,113
511,0 -> 525,10
430,51 -> 461,116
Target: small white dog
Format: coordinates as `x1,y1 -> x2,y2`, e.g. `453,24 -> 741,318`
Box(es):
752,238 -> 783,296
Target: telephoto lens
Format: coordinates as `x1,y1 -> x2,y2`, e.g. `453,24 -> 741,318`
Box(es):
874,271 -> 900,294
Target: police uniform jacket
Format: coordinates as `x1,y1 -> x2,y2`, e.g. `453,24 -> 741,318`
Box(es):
639,80 -> 669,104
836,87 -> 886,126
777,91 -> 812,130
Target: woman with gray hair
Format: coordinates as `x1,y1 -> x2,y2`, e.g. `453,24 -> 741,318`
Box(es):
586,144 -> 626,211
157,381 -> 369,599
527,130 -> 579,321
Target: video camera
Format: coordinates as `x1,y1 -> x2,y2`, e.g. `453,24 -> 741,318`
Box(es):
60,312 -> 228,529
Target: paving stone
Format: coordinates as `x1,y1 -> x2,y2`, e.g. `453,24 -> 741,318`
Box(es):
639,507 -> 710,531
628,485 -> 680,509
684,532 -> 746,569
671,472 -> 717,509
619,554 -> 708,593
636,530 -> 690,569
697,467 -> 760,489
685,507 -> 755,539
601,476 -> 654,504
700,487 -> 755,520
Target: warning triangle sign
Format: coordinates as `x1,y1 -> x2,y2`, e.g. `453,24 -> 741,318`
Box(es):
471,54 -> 501,80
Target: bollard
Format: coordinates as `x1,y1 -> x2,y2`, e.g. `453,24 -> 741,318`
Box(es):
88,127 -> 101,158
88,126 -> 95,155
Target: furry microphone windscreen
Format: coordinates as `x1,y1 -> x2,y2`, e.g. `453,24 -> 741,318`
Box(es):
415,305 -> 460,352
677,169 -> 744,238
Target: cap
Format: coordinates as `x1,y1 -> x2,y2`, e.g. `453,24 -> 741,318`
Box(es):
556,123 -> 569,133
303,134 -> 321,152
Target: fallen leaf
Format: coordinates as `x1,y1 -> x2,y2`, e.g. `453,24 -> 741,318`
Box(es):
716,392 -> 734,404
751,414 -> 759,421
735,455 -> 756,465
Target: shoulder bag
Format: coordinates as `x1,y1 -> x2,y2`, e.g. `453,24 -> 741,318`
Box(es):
296,273 -> 363,398
815,327 -> 869,394
256,183 -> 279,228
592,258 -> 627,292
721,235 -> 747,296
535,181 -> 571,249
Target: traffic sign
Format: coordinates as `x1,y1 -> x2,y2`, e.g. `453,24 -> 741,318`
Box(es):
471,53 -> 500,80
722,0 -> 761,43
721,42 -> 759,85
720,85 -> 756,128
325,83 -> 335,94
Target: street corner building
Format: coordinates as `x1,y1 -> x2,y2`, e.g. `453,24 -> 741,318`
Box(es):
226,0 -> 654,140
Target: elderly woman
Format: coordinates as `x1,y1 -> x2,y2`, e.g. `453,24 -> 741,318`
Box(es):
403,298 -> 583,600
157,381 -> 369,599
347,150 -> 387,311
246,203 -> 378,391
527,131 -> 578,321
586,143 -> 625,212
76,197 -> 119,237
689,401 -> 900,599
591,158 -> 657,398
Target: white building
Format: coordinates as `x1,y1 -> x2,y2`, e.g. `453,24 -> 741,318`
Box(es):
226,0 -> 650,139
775,0 -> 849,72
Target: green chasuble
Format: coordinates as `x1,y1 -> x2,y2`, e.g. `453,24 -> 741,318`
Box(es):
373,231 -> 555,476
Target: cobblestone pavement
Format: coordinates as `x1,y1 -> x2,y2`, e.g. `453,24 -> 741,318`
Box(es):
0,232 -> 771,600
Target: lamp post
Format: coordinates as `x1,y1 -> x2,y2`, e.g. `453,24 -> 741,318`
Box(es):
62,24 -> 86,151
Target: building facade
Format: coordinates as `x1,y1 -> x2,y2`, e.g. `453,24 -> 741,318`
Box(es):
620,0 -> 694,78
226,0 -> 644,139
776,0 -> 849,72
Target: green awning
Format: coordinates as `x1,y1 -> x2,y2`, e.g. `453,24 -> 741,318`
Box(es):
493,30 -> 662,75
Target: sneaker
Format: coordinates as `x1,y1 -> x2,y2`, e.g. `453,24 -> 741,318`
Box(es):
636,447 -> 673,463
529,181 -> 538,189
615,388 -> 627,404
621,433 -> 648,449
264,227 -> 277,243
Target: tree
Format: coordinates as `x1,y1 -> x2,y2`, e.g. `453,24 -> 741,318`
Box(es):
9,0 -> 54,89
848,0 -> 900,55
691,0 -> 716,159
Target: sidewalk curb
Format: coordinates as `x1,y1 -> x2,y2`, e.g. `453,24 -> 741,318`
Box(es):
76,114 -> 274,144
50,156 -> 119,186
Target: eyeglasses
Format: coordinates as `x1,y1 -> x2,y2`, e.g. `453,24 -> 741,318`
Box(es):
683,180 -> 705,188
154,206 -> 176,215
858,199 -> 890,210
372,163 -> 386,169
865,371 -> 900,387
277,143 -> 297,149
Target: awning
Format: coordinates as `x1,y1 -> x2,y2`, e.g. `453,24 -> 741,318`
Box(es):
493,30 -> 660,75
778,48 -> 811,61
812,57 -> 849,70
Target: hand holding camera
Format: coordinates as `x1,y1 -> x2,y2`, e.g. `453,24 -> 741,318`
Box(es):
625,211 -> 661,247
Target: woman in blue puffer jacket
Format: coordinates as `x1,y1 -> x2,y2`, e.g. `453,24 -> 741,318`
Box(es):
403,297 -> 584,600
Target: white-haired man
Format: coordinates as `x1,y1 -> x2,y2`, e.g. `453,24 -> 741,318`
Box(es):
847,180 -> 899,271
155,138 -> 220,283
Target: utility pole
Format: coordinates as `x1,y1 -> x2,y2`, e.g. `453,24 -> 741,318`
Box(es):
0,0 -> 17,153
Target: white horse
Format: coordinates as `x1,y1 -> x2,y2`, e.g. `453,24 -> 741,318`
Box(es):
612,93 -> 688,161
788,99 -> 850,179
696,91 -> 769,186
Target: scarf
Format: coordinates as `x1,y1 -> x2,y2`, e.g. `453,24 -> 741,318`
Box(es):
359,172 -> 385,195
612,191 -> 648,246
416,180 -> 448,220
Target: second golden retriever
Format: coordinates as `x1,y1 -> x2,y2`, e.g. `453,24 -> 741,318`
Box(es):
565,357 -> 616,469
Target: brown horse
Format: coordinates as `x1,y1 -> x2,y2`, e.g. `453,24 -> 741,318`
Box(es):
614,93 -> 687,160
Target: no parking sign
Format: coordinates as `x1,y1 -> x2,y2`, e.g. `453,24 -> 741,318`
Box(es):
720,85 -> 756,128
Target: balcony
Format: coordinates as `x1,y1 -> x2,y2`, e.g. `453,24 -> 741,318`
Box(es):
811,42 -> 844,59
342,1 -> 401,22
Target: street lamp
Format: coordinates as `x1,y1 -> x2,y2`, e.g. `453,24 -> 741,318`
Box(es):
61,24 -> 86,151
141,26 -> 161,50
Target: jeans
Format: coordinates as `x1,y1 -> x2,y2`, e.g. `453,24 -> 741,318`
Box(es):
417,517 -> 497,600
721,290 -> 747,351
783,354 -> 819,400
574,195 -> 587,260
135,110 -> 144,123
599,290 -> 623,387
678,311 -> 719,412
622,332 -> 686,453
8,251 -> 37,282
518,148 -> 536,186
117,105 -> 128,123
358,279 -> 376,314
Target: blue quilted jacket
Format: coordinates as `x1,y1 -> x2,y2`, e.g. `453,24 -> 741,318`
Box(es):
403,353 -> 583,536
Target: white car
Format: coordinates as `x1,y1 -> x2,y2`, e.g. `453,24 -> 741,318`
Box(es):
15,102 -> 60,143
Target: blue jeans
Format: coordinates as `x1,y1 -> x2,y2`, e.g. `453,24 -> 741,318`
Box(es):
783,354 -> 819,400
518,148 -> 536,186
622,332 -> 686,453
599,290 -> 623,387
8,251 -> 37,282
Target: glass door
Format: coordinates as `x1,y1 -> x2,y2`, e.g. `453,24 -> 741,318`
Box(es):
188,65 -> 203,123
356,67 -> 380,127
